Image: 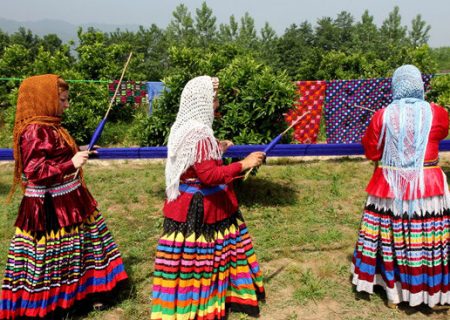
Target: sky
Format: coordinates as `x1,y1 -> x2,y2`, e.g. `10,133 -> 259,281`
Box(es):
1,0 -> 449,47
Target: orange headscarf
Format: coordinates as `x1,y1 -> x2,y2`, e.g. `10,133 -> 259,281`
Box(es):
7,74 -> 80,201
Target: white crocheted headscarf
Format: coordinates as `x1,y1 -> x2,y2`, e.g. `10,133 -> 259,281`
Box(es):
379,64 -> 432,216
165,76 -> 222,201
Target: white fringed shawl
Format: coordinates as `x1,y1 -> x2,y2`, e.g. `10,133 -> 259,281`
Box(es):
165,76 -> 222,201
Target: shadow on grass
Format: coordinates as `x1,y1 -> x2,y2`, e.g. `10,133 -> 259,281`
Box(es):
265,265 -> 286,284
235,177 -> 297,207
0,182 -> 10,196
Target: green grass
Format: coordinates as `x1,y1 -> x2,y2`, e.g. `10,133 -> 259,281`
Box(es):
1,157 -> 450,319
293,269 -> 326,305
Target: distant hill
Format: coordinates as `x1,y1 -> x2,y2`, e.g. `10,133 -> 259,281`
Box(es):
0,17 -> 141,43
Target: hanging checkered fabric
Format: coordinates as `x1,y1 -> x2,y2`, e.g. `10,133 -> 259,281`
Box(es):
108,80 -> 147,104
285,80 -> 327,143
324,75 -> 433,144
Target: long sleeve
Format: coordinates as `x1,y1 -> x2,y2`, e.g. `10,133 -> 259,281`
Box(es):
193,160 -> 242,186
16,124 -> 97,232
361,109 -> 385,161
21,125 -> 76,186
431,103 -> 449,141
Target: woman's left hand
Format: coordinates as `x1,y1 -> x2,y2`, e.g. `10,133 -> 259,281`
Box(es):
79,145 -> 100,153
219,140 -> 234,153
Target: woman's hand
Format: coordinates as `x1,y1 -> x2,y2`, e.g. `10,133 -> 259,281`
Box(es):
72,151 -> 90,169
239,152 -> 266,171
79,145 -> 99,152
219,140 -> 234,153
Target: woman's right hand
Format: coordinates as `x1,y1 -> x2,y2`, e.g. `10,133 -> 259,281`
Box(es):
72,151 -> 90,169
239,152 -> 266,171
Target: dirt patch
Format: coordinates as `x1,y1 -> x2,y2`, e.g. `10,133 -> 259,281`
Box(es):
99,307 -> 125,320
259,295 -> 342,320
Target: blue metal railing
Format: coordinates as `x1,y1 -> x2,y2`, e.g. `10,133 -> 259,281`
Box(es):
1,141 -> 450,161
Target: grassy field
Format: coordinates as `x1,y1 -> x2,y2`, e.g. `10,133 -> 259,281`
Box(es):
1,157 -> 450,320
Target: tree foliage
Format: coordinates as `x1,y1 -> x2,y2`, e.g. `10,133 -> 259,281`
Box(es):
0,2 -> 449,147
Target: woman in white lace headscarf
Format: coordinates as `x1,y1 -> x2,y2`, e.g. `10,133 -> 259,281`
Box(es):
151,75 -> 266,319
352,65 -> 450,309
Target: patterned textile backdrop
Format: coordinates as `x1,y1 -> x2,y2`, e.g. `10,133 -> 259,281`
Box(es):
285,80 -> 327,143
324,75 -> 433,144
108,80 -> 147,104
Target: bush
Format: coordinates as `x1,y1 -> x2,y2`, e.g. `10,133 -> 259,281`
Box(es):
428,74 -> 450,111
0,105 -> 15,148
134,45 -> 296,146
215,55 -> 295,144
62,78 -> 108,144
61,68 -> 142,145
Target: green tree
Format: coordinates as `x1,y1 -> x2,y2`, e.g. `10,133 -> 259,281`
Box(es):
237,12 -> 258,49
259,22 -> 278,67
315,17 -> 339,51
75,27 -> 108,79
261,22 -> 276,43
316,51 -> 367,80
274,22 -> 316,79
135,25 -> 169,80
166,4 -> 195,47
431,47 -> 450,71
428,74 -> 450,110
353,10 -> 380,52
31,45 -> 73,75
218,15 -> 239,43
409,14 -> 431,47
379,6 -> 407,49
405,45 -> 437,74
0,44 -> 31,77
0,29 -> 10,56
215,55 -> 295,144
131,46 -> 295,146
9,27 -> 41,58
194,2 -> 217,48
41,34 -> 63,54
334,11 -> 355,51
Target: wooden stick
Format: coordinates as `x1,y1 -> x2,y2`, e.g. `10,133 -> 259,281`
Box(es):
104,52 -> 133,120
281,111 -> 310,135
74,52 -> 133,177
354,105 -> 375,113
243,111 -> 310,180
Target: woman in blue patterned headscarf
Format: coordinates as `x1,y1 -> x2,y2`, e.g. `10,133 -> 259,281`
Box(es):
352,65 -> 450,309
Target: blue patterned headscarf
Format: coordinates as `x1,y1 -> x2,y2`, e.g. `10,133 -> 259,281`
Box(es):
379,65 -> 433,216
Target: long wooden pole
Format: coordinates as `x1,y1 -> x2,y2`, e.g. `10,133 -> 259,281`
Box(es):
74,52 -> 133,178
103,52 -> 133,121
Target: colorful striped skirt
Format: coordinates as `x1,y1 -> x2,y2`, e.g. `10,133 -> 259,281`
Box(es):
151,193 -> 265,319
352,193 -> 450,307
0,211 -> 128,319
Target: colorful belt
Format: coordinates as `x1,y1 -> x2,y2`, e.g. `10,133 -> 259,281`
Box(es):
424,158 -> 439,167
379,158 -> 440,170
24,179 -> 82,198
179,183 -> 227,196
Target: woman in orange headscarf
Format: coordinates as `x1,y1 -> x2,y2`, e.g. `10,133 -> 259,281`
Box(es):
0,74 -> 128,319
